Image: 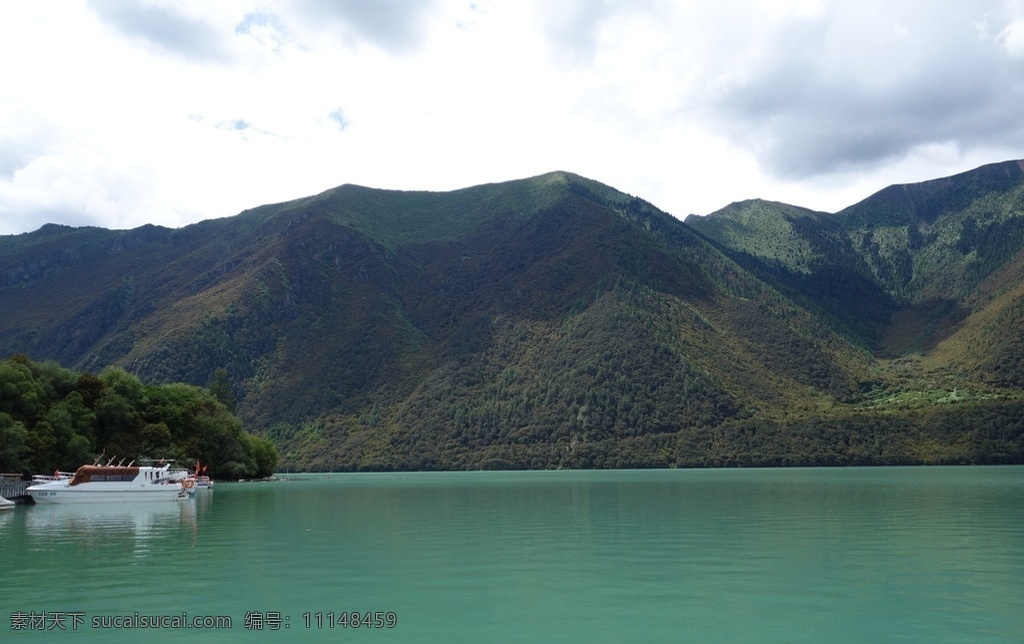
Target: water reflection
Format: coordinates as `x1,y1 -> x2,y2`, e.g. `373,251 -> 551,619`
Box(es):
0,506 -> 15,529
24,499 -> 199,556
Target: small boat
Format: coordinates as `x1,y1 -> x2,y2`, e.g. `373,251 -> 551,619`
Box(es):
185,461 -> 213,490
27,460 -> 192,504
0,496 -> 14,511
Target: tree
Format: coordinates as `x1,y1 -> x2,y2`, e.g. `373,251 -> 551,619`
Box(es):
0,360 -> 45,420
207,368 -> 237,414
0,412 -> 28,472
246,434 -> 279,478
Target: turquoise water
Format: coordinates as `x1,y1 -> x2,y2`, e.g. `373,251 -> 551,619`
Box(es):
2,467 -> 1022,642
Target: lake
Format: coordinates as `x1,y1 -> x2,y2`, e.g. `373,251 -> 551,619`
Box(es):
2,467 -> 1022,642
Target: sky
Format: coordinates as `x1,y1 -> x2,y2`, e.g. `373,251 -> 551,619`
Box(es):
2,0 -> 1024,236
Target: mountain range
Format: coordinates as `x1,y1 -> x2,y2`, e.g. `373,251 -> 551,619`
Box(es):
2,160 -> 1023,470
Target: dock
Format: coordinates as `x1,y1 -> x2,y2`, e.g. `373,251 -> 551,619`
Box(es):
0,475 -> 32,504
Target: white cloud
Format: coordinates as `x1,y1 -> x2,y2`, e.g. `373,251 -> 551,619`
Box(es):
1,0 -> 1024,236
999,18 -> 1024,56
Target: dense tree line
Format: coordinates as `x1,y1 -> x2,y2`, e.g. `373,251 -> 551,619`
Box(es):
0,355 -> 276,478
271,396 -> 1024,472
270,380 -> 1024,473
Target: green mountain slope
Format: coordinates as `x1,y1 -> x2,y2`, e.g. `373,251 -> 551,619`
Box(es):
839,159 -> 1024,301
2,166 -> 1023,470
686,199 -> 895,347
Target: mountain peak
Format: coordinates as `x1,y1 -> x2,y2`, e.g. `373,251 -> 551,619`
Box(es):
839,158 -> 1024,228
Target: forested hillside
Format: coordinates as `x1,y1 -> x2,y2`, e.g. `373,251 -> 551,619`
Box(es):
0,355 -> 276,478
2,164 -> 1023,470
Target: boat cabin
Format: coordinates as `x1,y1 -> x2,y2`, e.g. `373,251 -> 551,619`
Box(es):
68,465 -> 142,486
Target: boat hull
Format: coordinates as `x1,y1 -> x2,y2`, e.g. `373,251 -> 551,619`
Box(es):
28,485 -> 189,504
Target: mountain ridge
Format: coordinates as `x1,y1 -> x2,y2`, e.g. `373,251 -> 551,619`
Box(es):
2,162 -> 1023,469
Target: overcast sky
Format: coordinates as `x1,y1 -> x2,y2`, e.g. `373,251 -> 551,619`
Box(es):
2,0 -> 1023,236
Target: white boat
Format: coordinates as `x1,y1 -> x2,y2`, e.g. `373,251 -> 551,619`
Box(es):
27,463 -> 193,504
0,496 -> 14,511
